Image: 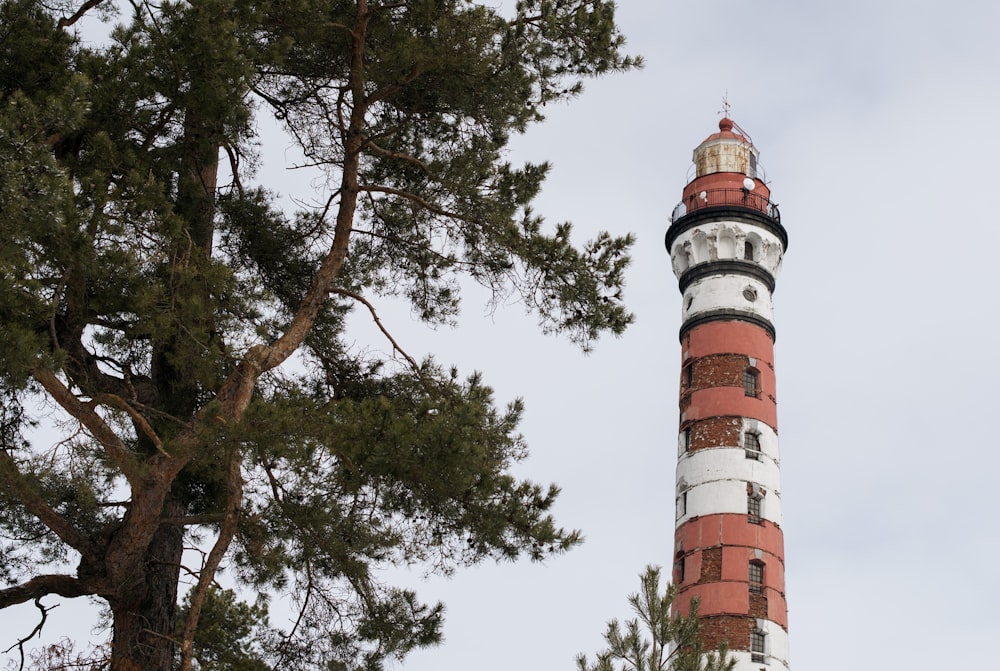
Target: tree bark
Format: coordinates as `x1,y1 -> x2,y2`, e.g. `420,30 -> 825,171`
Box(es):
108,497 -> 184,671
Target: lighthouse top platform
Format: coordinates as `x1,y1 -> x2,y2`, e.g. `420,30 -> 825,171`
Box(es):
667,118 -> 786,253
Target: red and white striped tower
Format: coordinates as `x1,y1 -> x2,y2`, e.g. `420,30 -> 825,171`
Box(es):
666,118 -> 789,670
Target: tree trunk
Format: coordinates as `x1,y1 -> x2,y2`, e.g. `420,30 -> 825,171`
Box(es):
109,498 -> 184,671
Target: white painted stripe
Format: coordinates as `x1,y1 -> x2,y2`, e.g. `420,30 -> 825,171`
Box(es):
675,447 -> 783,524
681,274 -> 773,323
677,445 -> 782,491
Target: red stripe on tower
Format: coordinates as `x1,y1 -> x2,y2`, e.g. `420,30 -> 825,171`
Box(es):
666,118 -> 790,670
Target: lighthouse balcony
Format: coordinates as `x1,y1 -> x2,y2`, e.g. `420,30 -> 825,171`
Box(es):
671,188 -> 781,225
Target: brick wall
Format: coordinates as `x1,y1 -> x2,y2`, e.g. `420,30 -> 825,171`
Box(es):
699,615 -> 752,651
684,353 -> 750,392
699,547 -> 723,582
686,416 -> 741,450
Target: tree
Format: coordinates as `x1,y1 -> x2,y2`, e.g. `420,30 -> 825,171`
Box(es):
0,0 -> 639,669
576,566 -> 735,671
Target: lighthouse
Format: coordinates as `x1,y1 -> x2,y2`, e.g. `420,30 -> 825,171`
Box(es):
667,118 -> 790,670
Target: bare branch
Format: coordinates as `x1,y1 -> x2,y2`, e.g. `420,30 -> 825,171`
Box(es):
223,141 -> 245,197
273,560 -> 314,669
364,139 -> 432,174
330,288 -> 420,373
32,360 -> 143,484
358,183 -> 470,222
4,598 -> 55,670
95,392 -> 168,456
57,0 -> 106,28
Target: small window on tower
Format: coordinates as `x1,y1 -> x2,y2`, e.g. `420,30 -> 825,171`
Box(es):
751,630 -> 766,663
683,427 -> 692,452
748,490 -> 763,525
676,554 -> 686,583
743,367 -> 760,397
744,240 -> 755,261
684,363 -> 694,389
744,432 -> 762,460
749,560 -> 764,594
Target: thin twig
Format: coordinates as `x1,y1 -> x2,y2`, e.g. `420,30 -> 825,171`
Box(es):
177,447 -> 243,671
96,392 -> 168,456
4,598 -> 55,670
358,183 -> 469,222
32,361 -> 143,485
329,288 -> 420,372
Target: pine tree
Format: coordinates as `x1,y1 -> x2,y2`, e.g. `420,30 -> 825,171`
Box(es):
577,566 -> 736,671
0,1 -> 639,669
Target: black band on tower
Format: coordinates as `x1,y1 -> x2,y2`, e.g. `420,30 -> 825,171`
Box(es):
679,309 -> 776,343
678,260 -> 776,293
665,206 -> 788,251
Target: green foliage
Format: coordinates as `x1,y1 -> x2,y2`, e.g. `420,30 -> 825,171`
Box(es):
0,0 -> 638,668
178,587 -> 271,671
577,567 -> 736,671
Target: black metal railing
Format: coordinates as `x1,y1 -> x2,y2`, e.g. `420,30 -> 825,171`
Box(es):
671,188 -> 781,224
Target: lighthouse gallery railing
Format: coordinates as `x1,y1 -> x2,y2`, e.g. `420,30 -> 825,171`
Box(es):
671,188 -> 781,224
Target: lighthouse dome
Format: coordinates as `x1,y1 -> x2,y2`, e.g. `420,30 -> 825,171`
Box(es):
692,117 -> 762,179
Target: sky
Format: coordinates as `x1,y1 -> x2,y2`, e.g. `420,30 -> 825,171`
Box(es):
4,1 -> 1000,670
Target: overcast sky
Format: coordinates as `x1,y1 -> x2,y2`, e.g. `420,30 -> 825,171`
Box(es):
4,1 -> 1000,670
388,2 -> 1000,669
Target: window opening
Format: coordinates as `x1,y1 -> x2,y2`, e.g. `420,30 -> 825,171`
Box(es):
748,492 -> 762,525
743,367 -> 759,397
751,630 -> 766,664
749,561 -> 764,594
744,240 -> 754,261
744,432 -> 761,460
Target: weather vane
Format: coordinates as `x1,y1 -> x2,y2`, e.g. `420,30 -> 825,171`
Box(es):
720,91 -> 731,119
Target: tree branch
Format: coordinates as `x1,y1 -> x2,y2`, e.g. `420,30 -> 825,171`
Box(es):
95,392 -> 168,456
0,449 -> 97,559
364,139 -> 433,174
32,360 -> 143,485
330,288 -> 420,372
222,141 -> 246,197
0,575 -> 90,610
358,183 -> 470,222
232,1 -> 372,382
365,62 -> 426,108
57,0 -> 105,28
4,597 -> 55,670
